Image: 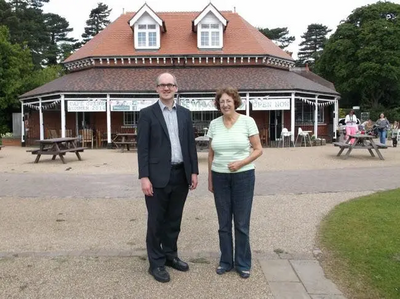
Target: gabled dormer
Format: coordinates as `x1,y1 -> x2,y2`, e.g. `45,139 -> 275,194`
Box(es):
128,4 -> 166,50
192,3 -> 228,50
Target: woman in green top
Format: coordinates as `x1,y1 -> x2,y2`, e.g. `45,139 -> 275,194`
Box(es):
207,87 -> 263,279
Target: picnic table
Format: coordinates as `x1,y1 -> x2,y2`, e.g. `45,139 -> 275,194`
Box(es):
195,135 -> 210,150
333,134 -> 387,160
26,137 -> 85,164
112,133 -> 137,152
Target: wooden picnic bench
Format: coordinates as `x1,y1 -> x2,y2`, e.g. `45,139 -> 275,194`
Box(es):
112,133 -> 137,152
27,137 -> 85,164
333,134 -> 387,160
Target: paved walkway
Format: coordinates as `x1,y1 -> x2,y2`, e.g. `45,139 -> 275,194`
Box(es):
1,165 -> 400,298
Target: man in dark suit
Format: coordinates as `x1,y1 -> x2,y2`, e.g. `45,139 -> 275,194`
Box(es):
137,72 -> 199,283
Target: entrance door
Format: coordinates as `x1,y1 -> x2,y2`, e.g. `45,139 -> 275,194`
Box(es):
269,110 -> 282,140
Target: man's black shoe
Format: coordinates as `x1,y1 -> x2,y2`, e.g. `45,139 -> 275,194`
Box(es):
165,257 -> 189,272
148,266 -> 170,283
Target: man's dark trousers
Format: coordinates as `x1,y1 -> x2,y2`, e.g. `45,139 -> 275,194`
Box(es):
145,163 -> 189,270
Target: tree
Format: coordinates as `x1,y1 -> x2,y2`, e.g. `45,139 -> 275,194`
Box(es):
43,13 -> 77,65
258,27 -> 295,49
315,1 -> 400,111
0,26 -> 34,133
81,2 -> 111,44
297,24 -> 331,67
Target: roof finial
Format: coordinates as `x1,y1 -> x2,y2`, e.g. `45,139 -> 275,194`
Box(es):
234,6 -> 236,13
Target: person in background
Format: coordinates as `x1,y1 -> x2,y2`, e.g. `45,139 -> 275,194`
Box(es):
137,72 -> 199,283
345,110 -> 358,144
375,113 -> 390,145
207,87 -> 263,279
361,119 -> 373,132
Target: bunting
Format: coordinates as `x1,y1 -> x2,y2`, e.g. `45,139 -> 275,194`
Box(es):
299,98 -> 335,107
24,99 -> 61,110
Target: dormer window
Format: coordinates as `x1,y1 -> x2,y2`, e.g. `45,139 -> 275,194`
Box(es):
193,3 -> 228,50
129,3 -> 165,51
200,24 -> 221,47
137,24 -> 157,47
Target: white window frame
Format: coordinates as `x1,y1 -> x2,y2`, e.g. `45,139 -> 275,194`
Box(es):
198,23 -> 222,49
134,23 -> 159,49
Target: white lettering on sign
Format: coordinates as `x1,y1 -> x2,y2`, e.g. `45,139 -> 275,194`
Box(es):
110,99 -> 157,111
67,100 -> 106,112
180,99 -> 246,111
250,98 -> 290,110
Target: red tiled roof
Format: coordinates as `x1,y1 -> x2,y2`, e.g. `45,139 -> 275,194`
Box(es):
20,67 -> 338,99
64,11 -> 293,63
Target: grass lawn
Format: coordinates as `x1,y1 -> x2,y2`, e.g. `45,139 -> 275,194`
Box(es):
318,189 -> 400,299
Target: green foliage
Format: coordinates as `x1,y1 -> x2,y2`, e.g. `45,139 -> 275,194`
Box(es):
0,25 -> 34,134
316,1 -> 400,110
43,13 -> 77,65
81,2 -> 111,44
258,27 -> 295,49
297,23 -> 331,68
319,189 -> 400,298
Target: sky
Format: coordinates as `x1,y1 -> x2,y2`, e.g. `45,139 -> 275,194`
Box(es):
43,0 -> 382,57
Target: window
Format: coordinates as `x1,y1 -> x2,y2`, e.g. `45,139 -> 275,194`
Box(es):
136,24 -> 158,48
295,101 -> 325,123
199,23 -> 221,47
124,112 -> 140,125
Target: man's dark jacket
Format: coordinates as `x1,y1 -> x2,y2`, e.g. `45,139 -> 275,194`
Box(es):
137,102 -> 199,188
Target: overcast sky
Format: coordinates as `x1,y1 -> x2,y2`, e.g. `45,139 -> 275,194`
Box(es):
43,0 -> 380,57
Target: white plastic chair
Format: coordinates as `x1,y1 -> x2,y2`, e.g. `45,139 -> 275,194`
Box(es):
295,127 -> 312,147
278,128 -> 293,147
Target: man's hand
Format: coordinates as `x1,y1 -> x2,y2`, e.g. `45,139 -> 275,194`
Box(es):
189,174 -> 198,190
141,177 -> 153,196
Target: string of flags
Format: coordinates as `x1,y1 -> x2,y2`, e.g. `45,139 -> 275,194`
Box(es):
24,99 -> 61,110
300,97 -> 335,107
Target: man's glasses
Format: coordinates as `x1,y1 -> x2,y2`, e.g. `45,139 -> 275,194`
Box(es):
157,83 -> 176,89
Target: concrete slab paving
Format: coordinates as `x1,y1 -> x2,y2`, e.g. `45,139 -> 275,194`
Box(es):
268,282 -> 311,299
259,259 -> 299,282
290,260 -> 343,295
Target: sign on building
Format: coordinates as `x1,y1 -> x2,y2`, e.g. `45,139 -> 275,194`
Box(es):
250,98 -> 290,110
67,100 -> 106,112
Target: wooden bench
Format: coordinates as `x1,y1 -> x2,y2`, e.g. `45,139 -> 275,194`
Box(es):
113,141 -> 136,152
333,142 -> 388,150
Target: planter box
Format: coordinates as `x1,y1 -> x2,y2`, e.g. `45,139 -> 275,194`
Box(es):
1,137 -> 21,146
312,139 -> 322,146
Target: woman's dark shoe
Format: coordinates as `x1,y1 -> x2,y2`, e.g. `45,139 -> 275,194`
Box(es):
216,266 -> 233,275
237,270 -> 250,279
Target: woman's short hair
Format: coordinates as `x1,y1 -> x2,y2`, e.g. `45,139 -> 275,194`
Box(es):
214,87 -> 242,110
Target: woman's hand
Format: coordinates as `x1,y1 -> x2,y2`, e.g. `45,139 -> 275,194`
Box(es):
228,160 -> 243,172
208,176 -> 213,193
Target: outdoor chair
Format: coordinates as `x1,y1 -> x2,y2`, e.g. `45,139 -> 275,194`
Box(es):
278,128 -> 293,147
295,127 -> 312,147
96,130 -> 108,148
59,129 -> 73,137
79,129 -> 94,149
48,129 -> 58,139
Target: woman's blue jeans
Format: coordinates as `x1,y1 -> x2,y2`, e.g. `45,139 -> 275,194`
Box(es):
212,169 -> 255,271
378,129 -> 387,144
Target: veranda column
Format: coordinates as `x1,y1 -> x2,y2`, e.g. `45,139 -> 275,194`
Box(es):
39,97 -> 44,140
20,100 -> 25,146
314,96 -> 318,139
60,94 -> 66,138
106,94 -> 112,148
291,92 -> 295,143
334,97 -> 339,141
246,93 -> 250,116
